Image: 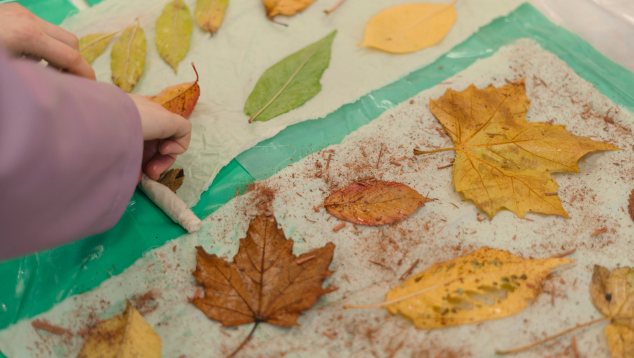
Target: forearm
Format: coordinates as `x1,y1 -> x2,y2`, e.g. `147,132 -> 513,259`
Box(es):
0,49 -> 142,261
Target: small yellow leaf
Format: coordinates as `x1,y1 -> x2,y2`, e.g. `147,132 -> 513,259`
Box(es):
383,247 -> 572,329
78,301 -> 161,358
359,2 -> 457,54
590,265 -> 634,358
79,33 -> 114,64
156,0 -> 193,73
263,0 -> 316,19
606,324 -> 634,358
416,80 -> 619,218
111,23 -> 146,93
195,0 -> 229,34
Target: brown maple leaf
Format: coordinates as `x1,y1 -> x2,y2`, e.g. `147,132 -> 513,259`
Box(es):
157,168 -> 184,193
192,214 -> 336,356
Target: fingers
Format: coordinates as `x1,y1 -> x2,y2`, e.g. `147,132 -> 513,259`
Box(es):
159,139 -> 188,156
37,19 -> 80,50
145,154 -> 176,181
22,33 -> 95,79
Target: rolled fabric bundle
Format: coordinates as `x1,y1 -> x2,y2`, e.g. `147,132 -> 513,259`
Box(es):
139,174 -> 202,233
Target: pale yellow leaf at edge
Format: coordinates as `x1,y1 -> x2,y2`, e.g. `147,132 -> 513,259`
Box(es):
359,2 -> 457,54
385,247 -> 572,329
195,0 -> 229,34
606,324 -> 634,358
77,301 -> 161,358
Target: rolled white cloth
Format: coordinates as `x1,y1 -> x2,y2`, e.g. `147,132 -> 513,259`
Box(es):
139,174 -> 202,233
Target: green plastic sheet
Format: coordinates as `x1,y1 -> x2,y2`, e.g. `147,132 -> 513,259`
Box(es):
15,0 -> 78,24
3,5 -> 634,358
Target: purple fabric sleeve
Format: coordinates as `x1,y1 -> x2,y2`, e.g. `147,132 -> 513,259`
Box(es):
0,48 -> 143,261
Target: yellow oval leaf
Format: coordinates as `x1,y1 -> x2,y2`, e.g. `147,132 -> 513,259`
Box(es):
355,247 -> 572,329
156,0 -> 193,73
79,33 -> 114,64
78,301 -> 161,358
263,0 -> 316,19
195,0 -> 229,34
359,2 -> 457,54
111,23 -> 146,93
323,180 -> 430,226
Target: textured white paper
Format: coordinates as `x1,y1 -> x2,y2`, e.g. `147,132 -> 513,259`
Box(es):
2,39 -> 630,358
61,0 -> 525,206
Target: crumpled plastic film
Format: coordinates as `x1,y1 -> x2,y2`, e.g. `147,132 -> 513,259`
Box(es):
3,5 -> 634,358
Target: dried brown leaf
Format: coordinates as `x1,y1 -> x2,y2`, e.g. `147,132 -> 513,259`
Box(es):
323,180 -> 430,226
192,214 -> 335,355
157,169 -> 184,193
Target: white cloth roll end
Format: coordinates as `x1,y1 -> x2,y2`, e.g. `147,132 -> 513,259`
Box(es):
139,174 -> 202,233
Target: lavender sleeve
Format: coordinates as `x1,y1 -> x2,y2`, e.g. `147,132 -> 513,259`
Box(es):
0,49 -> 143,261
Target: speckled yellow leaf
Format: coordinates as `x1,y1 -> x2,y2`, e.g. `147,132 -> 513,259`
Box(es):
195,0 -> 229,34
415,80 -> 619,218
263,0 -> 316,19
79,33 -> 114,64
77,301 -> 161,358
111,23 -> 146,93
156,0 -> 193,73
359,2 -> 456,54
375,247 -> 571,329
590,265 -> 634,358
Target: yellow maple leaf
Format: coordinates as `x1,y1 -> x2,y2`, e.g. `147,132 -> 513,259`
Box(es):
415,79 -> 619,218
345,247 -> 572,329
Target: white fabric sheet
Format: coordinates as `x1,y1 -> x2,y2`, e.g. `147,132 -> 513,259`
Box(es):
61,0 -> 525,206
1,39 -> 631,358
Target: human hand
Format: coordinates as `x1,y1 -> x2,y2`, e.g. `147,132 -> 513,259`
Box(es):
129,94 -> 192,182
0,3 -> 95,80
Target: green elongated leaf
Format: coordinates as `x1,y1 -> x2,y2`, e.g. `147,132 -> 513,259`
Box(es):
156,0 -> 193,73
111,23 -> 146,93
79,33 -> 114,64
245,30 -> 337,123
195,0 -> 229,34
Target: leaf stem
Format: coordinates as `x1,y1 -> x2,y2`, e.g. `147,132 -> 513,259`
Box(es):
496,317 -> 609,355
413,146 -> 458,155
227,321 -> 260,358
248,37 -> 329,123
79,31 -> 117,52
324,0 -> 346,15
160,63 -> 200,105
